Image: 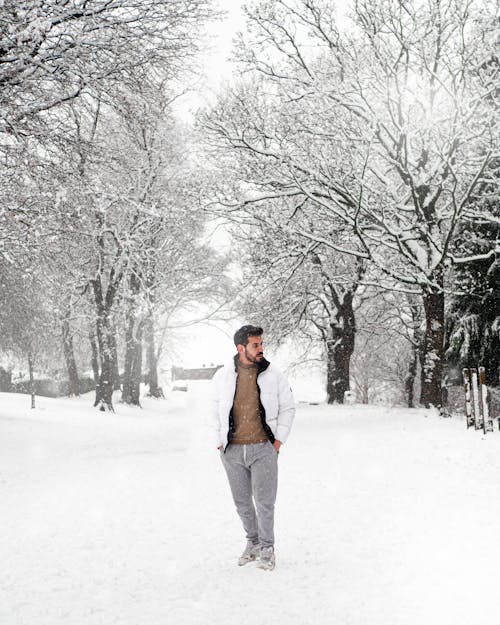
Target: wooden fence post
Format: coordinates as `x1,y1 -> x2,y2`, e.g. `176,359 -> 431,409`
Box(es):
463,366 -> 494,434
479,366 -> 494,433
463,368 -> 474,429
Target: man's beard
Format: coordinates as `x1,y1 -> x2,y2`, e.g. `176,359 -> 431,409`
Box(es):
245,347 -> 264,364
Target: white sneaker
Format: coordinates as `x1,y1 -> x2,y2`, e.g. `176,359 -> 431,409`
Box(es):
238,541 -> 260,566
257,546 -> 275,570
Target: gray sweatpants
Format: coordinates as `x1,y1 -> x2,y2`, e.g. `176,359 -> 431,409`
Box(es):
220,441 -> 278,548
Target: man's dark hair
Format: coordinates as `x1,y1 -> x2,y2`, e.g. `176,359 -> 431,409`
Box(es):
233,325 -> 263,347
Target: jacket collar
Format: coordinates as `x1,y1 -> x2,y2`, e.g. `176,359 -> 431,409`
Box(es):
233,353 -> 270,374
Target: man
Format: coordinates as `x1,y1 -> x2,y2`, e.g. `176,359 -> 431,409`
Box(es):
210,325 -> 295,570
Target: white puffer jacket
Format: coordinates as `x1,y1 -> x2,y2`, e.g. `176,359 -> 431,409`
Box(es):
210,357 -> 295,449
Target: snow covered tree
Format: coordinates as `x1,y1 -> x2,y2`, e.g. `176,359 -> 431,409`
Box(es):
0,0 -> 216,281
102,79 -> 230,406
0,246 -> 58,407
32,74 -> 231,409
229,206 -> 365,403
350,289 -> 424,407
0,1 -> 222,408
445,158 -> 499,385
203,0 -> 498,408
0,0 -> 212,148
61,302 -> 81,397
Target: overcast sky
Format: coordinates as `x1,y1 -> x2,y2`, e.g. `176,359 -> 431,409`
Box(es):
178,0 -> 351,120
205,0 -> 245,84
173,0 -> 245,121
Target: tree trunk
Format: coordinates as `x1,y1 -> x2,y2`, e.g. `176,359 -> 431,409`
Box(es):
62,316 -> 80,396
143,257 -> 164,399
405,345 -> 418,408
86,204 -> 125,411
360,379 -> 369,404
405,302 -> 422,408
420,273 -> 445,409
326,338 -> 350,403
93,312 -> 115,411
89,330 -> 100,386
131,321 -> 143,405
121,270 -> 143,406
122,320 -> 143,406
0,367 -> 12,392
325,294 -> 356,404
28,352 -> 36,409
109,325 -> 121,390
90,241 -> 122,411
145,313 -> 164,398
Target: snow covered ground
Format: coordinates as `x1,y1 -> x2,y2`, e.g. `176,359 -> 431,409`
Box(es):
1,384 -> 500,625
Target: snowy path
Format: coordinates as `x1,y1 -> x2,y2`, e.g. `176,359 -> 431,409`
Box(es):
1,387 -> 500,625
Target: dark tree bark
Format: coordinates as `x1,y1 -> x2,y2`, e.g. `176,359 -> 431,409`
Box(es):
404,302 -> 422,408
121,320 -> 143,405
309,254 -> 361,405
130,321 -> 144,405
91,277 -> 120,412
93,311 -> 115,411
420,270 -> 445,409
142,252 -> 164,398
109,324 -> 121,390
405,345 -> 418,408
89,330 -> 100,386
405,347 -> 418,409
122,270 -> 143,406
90,218 -> 124,411
325,292 -> 356,404
0,367 -> 12,392
144,313 -> 164,398
62,315 -> 80,396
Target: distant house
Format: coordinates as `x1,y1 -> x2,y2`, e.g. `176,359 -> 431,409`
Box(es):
171,365 -> 222,381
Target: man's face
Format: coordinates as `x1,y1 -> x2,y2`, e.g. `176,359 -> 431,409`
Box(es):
238,335 -> 264,365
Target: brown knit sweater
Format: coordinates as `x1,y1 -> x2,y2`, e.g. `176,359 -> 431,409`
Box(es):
231,362 -> 268,444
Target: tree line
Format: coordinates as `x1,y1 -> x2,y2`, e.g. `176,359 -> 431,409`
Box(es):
0,0 -> 497,411
0,0 -> 229,410
200,0 -> 499,408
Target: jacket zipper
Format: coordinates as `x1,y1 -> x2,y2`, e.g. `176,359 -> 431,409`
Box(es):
255,377 -> 276,444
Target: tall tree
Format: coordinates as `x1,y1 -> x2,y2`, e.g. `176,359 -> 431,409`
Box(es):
445,158 -> 500,385
0,0 -> 212,147
0,0 -> 219,407
203,0 -> 498,408
0,249 -> 57,407
228,204 -> 365,403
